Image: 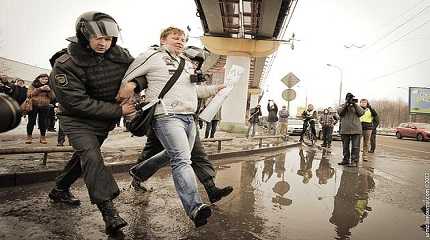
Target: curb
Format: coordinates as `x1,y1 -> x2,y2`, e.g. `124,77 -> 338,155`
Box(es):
0,142 -> 299,188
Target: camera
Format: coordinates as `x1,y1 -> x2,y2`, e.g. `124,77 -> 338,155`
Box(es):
184,46 -> 208,83
190,70 -> 208,83
345,93 -> 358,104
347,98 -> 358,104
0,93 -> 22,133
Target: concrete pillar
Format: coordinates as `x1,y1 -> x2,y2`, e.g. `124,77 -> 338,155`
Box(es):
220,55 -> 250,133
249,94 -> 259,109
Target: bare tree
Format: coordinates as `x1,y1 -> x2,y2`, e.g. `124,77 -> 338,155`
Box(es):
370,98 -> 409,128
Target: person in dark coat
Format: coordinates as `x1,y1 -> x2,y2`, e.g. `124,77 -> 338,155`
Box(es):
26,74 -> 55,144
47,11 -> 135,235
205,108 -> 221,138
337,93 -> 365,167
319,107 -> 339,148
247,104 -> 262,138
12,78 -> 27,105
267,100 -> 279,135
368,106 -> 380,153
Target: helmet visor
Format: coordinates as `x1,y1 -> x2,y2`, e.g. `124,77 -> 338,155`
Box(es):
86,20 -> 119,38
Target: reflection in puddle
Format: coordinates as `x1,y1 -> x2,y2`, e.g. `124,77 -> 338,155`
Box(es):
209,146 -> 422,240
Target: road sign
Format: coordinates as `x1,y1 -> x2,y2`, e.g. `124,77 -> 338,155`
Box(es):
282,89 -> 296,101
281,72 -> 300,88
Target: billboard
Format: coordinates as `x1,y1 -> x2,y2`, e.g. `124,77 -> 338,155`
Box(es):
409,87 -> 430,114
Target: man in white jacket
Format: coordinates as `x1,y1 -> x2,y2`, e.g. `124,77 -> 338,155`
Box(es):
119,27 -> 224,227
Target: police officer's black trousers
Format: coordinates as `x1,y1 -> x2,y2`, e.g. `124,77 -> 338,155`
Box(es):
137,129 -> 216,184
55,132 -> 120,204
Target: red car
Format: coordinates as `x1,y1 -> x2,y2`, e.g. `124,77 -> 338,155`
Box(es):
395,122 -> 430,141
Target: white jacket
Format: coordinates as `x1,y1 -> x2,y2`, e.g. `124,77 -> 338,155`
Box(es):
122,46 -> 217,115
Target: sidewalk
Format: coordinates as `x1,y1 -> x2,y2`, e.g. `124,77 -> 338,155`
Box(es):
0,121 -> 299,187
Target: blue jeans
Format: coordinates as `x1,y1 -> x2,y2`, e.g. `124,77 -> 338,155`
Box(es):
131,114 -> 202,217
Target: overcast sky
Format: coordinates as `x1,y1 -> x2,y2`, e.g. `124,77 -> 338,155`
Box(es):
1,0 -> 430,114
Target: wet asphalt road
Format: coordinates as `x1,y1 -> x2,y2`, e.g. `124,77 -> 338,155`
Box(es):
0,136 -> 429,240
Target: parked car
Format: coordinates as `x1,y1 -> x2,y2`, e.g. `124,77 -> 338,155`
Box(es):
287,118 -> 304,136
287,118 -> 320,136
395,122 -> 430,141
318,122 -> 341,141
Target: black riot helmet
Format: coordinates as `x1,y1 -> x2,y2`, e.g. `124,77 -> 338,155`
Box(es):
75,11 -> 120,47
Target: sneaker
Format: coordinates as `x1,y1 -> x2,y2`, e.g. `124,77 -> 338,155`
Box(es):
25,135 -> 32,144
191,203 -> 212,228
129,169 -> 149,192
208,186 -> 233,204
48,188 -> 81,206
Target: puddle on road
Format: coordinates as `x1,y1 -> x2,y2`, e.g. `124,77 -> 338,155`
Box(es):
0,146 -> 425,240
200,146 -> 424,240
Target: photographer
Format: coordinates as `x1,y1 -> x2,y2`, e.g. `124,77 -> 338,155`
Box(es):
0,93 -> 22,133
0,75 -> 14,96
267,100 -> 278,135
12,79 -> 28,105
337,93 -> 364,167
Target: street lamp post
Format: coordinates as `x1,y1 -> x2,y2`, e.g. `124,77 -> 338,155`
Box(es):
326,64 -> 343,106
296,85 -> 308,107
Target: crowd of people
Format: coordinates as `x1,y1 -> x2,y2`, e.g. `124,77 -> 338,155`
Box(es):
246,100 -> 290,138
1,74 -> 67,145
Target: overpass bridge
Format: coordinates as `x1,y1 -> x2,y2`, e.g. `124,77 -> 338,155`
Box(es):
193,0 -> 298,130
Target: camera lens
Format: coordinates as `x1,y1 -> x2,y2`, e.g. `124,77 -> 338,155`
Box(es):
0,93 -> 22,133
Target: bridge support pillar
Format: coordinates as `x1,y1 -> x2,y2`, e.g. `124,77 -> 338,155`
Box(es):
220,55 -> 250,133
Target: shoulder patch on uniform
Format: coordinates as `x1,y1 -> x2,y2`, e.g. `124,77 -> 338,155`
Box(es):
57,54 -> 71,64
54,74 -> 68,87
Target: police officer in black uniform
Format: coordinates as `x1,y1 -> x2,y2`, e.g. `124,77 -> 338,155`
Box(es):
48,11 -> 135,235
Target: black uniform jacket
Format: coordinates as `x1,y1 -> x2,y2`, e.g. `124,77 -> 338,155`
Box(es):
49,39 -> 133,135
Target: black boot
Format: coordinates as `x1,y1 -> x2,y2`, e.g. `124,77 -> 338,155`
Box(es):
204,179 -> 234,204
190,203 -> 212,228
96,200 -> 127,235
49,188 -> 81,206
